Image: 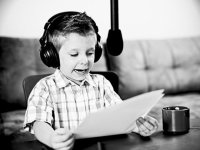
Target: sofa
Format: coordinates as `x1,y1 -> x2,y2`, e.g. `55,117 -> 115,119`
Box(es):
1,36 -> 200,143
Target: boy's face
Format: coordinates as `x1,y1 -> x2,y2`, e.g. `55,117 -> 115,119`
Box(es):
59,32 -> 97,81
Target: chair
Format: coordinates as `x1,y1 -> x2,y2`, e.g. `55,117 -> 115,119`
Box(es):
22,71 -> 119,101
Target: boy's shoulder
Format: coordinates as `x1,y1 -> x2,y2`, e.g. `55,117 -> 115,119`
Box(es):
34,73 -> 55,87
38,73 -> 55,82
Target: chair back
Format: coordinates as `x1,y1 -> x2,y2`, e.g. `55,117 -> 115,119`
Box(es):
22,71 -> 119,102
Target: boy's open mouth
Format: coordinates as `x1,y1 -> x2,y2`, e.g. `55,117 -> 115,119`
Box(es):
74,69 -> 88,74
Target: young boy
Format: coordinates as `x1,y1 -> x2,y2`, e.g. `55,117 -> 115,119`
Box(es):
24,11 -> 158,150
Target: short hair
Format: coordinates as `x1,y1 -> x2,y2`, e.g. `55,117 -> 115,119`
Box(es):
48,12 -> 100,51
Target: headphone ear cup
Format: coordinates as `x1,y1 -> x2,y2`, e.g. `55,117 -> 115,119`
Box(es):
94,42 -> 102,62
40,42 -> 60,68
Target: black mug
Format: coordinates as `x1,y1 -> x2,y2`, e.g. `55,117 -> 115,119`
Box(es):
162,106 -> 190,134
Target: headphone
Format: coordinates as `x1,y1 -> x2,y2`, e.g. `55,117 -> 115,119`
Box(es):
39,11 -> 102,68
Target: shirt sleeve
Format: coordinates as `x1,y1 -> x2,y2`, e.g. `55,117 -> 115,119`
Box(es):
103,76 -> 122,107
23,79 -> 54,133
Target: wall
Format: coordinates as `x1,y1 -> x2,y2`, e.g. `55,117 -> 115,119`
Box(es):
1,0 -> 200,40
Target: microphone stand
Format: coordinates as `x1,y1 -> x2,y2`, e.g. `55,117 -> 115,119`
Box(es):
106,0 -> 123,56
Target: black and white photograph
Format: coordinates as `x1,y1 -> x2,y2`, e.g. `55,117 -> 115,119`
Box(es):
0,0 -> 200,150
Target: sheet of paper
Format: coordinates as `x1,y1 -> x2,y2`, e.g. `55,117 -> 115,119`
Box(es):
73,89 -> 164,139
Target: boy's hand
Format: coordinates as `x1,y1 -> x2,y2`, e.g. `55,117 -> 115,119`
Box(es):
136,116 -> 158,137
50,128 -> 75,150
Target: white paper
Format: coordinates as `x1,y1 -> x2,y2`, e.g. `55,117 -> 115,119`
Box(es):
73,89 -> 164,139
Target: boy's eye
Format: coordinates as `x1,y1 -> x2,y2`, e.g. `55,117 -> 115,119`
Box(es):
88,51 -> 95,56
70,53 -> 78,57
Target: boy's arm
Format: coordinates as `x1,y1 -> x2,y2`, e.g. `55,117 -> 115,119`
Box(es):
103,76 -> 122,105
33,121 -> 75,149
33,121 -> 55,148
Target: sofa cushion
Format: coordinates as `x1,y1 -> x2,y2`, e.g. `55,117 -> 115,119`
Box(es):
0,37 -> 38,111
108,36 -> 200,99
0,37 -> 56,111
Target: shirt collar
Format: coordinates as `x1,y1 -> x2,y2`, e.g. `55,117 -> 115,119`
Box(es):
54,69 -> 96,88
83,73 -> 96,87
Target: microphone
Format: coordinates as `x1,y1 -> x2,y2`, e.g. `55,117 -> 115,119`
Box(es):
107,29 -> 123,56
106,0 -> 123,56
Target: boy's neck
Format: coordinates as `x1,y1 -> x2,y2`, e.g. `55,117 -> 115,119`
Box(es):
60,71 -> 85,86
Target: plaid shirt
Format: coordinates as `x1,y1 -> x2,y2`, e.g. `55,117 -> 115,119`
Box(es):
24,70 -> 122,133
